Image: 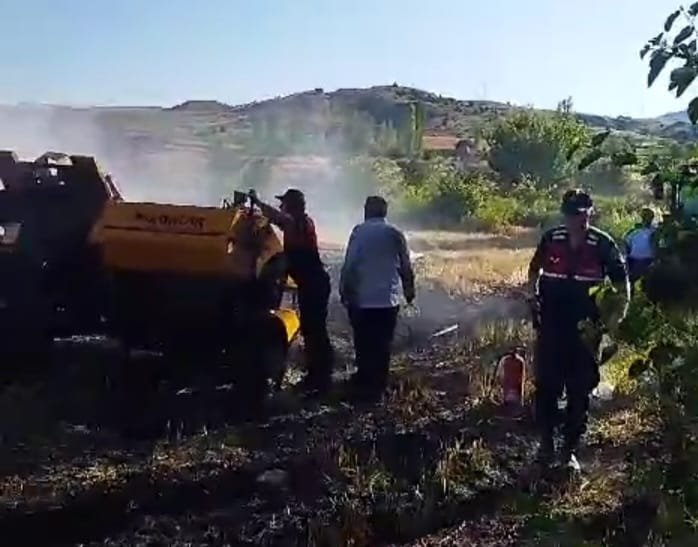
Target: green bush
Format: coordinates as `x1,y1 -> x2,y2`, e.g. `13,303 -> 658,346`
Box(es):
484,100 -> 589,188
593,195 -> 647,240
473,195 -> 521,230
391,158 -> 496,227
574,158 -> 635,196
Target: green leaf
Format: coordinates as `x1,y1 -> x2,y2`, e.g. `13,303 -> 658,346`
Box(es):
591,129 -> 611,147
640,44 -> 651,60
666,10 -> 681,32
688,97 -> 698,124
612,151 -> 638,167
674,25 -> 695,45
589,285 -> 602,297
648,50 -> 672,87
670,65 -> 698,97
642,161 -> 660,175
565,141 -> 582,161
628,359 -> 649,379
578,149 -> 603,171
649,32 -> 664,46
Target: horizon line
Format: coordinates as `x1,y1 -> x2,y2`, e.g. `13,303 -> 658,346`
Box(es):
0,83 -> 683,121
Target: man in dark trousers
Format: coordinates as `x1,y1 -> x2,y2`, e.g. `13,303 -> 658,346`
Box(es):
340,196 -> 415,400
527,189 -> 629,472
249,188 -> 334,395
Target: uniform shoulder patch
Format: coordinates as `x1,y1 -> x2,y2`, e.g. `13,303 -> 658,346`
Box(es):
548,225 -> 568,241
588,226 -> 617,245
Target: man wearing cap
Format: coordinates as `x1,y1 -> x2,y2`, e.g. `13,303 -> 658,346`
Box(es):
527,189 -> 630,472
340,196 -> 415,400
249,188 -> 334,395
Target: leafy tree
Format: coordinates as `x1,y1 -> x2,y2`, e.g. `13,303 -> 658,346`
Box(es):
641,2 -> 698,123
372,121 -> 401,157
484,99 -> 589,188
574,134 -> 637,194
409,101 -> 426,157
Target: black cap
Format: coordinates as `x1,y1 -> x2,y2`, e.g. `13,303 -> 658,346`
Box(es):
561,188 -> 593,215
274,188 -> 305,205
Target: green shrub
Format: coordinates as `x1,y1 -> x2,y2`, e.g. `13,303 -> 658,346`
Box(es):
484,100 -> 589,188
473,195 -> 521,231
391,158 -> 497,227
593,195 -> 646,240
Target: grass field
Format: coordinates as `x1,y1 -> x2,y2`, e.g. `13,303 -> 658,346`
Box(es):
0,229 -> 666,546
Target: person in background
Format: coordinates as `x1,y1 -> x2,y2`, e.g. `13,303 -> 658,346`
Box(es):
623,207 -> 658,285
249,188 -> 334,395
339,196 -> 415,400
527,189 -> 630,472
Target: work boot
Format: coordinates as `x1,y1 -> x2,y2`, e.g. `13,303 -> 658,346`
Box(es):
536,434 -> 555,466
297,374 -> 331,397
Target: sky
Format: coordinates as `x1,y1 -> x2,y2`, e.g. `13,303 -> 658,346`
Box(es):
0,0 -> 690,117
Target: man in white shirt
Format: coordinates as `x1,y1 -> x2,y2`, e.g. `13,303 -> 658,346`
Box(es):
624,207 -> 657,284
339,196 -> 415,399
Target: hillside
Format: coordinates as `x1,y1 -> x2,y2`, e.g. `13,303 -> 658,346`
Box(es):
0,84 -> 693,210
1,85 -> 694,157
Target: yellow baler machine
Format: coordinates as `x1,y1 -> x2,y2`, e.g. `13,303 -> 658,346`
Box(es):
88,199 -> 301,352
0,149 -> 300,407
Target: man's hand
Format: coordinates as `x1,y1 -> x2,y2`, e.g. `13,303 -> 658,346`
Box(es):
339,287 -> 353,310
404,287 -> 416,306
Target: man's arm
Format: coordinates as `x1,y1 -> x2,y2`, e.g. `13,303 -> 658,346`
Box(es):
249,191 -> 293,231
622,228 -> 634,257
603,235 -> 631,320
339,226 -> 360,306
650,227 -> 661,256
526,234 -> 547,295
396,228 -> 416,304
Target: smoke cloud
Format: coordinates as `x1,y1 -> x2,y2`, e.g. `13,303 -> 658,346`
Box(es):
0,104 -> 377,245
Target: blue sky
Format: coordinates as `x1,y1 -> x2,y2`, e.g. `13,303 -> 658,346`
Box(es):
0,0 -> 688,116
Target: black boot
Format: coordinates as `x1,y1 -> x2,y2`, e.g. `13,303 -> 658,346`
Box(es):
536,433 -> 555,466
297,372 -> 331,397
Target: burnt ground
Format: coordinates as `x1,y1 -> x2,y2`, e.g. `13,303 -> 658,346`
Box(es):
0,248 -> 665,546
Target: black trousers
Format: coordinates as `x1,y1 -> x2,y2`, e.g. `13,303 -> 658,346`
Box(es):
534,320 -> 601,449
628,257 -> 653,284
348,306 -> 400,392
297,274 -> 334,385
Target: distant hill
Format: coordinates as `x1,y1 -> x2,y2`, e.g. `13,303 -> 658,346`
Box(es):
0,84 -> 695,206
164,85 -> 698,143
654,110 -> 690,126
1,85 -> 696,158
0,85 -> 698,199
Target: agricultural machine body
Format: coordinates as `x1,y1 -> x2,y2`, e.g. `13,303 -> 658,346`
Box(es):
0,151 -> 116,349
89,200 -> 297,354
0,151 -> 300,398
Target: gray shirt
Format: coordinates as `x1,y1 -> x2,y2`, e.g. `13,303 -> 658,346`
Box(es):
339,217 -> 415,309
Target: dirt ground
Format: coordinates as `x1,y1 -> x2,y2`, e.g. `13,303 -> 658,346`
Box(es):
0,231 -> 662,546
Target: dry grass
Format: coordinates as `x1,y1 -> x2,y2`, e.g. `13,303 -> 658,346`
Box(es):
422,134 -> 461,151
408,230 -> 536,293
0,229 -> 669,546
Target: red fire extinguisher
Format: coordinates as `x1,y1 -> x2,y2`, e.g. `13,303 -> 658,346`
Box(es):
496,347 -> 527,407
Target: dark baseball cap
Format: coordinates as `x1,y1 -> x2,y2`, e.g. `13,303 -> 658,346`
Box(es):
561,188 -> 593,215
274,188 -> 305,204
